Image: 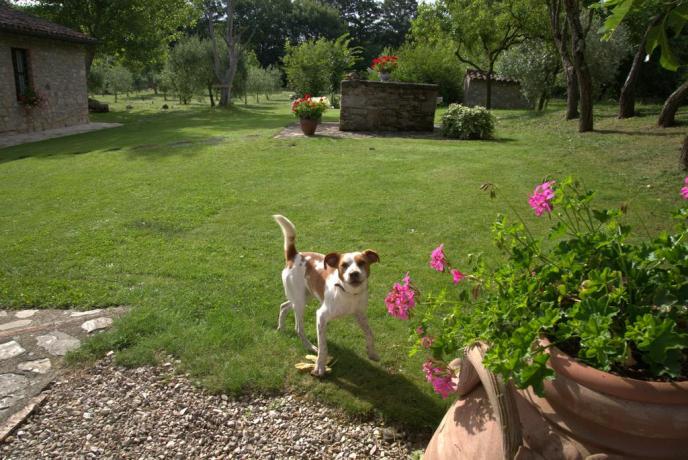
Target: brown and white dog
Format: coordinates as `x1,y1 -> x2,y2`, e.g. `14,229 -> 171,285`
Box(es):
273,215 -> 380,376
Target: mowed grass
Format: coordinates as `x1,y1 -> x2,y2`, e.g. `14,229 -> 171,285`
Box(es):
1,92 -> 685,435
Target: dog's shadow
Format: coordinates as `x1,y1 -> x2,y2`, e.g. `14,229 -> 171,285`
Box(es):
317,342 -> 448,435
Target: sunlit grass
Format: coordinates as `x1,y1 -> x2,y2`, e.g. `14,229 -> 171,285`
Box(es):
1,92 -> 685,435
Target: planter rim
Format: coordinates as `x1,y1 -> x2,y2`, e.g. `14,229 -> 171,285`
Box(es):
540,337 -> 688,404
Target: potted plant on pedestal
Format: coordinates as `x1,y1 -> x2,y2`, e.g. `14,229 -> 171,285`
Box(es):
371,55 -> 398,82
386,177 -> 688,458
291,94 -> 329,136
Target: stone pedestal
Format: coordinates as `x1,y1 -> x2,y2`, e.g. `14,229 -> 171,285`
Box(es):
339,80 -> 439,132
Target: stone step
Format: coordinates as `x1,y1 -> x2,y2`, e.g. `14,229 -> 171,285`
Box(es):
0,306 -> 128,430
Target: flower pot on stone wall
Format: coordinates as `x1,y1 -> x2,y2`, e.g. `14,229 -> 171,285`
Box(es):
379,72 -> 391,82
424,342 -> 688,460
299,117 -> 319,136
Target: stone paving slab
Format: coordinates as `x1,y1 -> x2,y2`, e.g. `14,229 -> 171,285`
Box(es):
0,307 -> 128,429
274,121 -> 443,140
0,342 -> 25,361
0,123 -> 122,149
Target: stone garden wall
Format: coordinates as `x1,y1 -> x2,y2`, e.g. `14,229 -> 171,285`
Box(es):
339,80 -> 439,132
464,79 -> 531,110
0,32 -> 89,135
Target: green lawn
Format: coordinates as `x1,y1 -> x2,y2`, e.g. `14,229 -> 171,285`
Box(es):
1,92 -> 685,435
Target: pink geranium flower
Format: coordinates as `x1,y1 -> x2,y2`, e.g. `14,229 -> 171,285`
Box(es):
528,180 -> 556,216
429,244 -> 447,272
385,273 -> 416,320
450,269 -> 465,284
421,336 -> 434,349
681,176 -> 688,200
422,359 -> 456,399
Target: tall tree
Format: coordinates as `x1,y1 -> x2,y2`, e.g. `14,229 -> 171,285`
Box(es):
445,0 -> 533,109
563,0 -> 594,132
234,0 -> 291,67
547,0 -> 579,119
25,0 -> 197,74
203,0 -> 245,107
289,0 -> 347,43
376,0 -> 419,49
322,0 -> 381,65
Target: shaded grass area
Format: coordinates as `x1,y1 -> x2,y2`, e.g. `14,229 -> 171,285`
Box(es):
1,93 -> 686,435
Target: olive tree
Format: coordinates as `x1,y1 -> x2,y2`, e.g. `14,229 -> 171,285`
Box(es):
497,40 -> 560,110
283,34 -> 360,98
104,64 -> 133,102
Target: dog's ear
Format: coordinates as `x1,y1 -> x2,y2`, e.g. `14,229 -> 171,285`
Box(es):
324,252 -> 340,268
363,249 -> 379,264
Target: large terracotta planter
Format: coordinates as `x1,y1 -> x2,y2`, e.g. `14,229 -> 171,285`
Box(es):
299,117 -> 319,136
424,342 -> 688,460
522,341 -> 688,458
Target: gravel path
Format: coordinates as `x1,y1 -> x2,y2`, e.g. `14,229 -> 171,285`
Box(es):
1,356 -> 418,459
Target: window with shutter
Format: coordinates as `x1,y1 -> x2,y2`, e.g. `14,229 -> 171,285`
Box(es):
11,48 -> 31,100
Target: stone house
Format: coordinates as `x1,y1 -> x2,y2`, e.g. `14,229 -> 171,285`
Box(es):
0,5 -> 95,135
463,69 -> 531,110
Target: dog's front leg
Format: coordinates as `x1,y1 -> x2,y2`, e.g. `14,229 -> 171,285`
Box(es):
313,304 -> 330,377
356,312 -> 380,361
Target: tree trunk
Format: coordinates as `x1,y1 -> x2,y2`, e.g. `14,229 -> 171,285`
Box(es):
564,66 -> 579,119
619,16 -> 662,119
563,0 -> 593,132
680,133 -> 688,170
85,45 -> 96,79
548,0 -> 579,120
206,1 -> 239,108
219,87 -> 229,106
658,80 -> 688,127
114,92 -> 118,103
208,84 -> 215,107
537,94 -> 546,111
485,69 -> 493,110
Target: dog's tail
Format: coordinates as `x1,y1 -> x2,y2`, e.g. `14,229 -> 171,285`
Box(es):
273,214 -> 298,264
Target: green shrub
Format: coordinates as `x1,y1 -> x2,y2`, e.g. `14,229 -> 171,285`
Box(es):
393,39 -> 465,103
283,34 -> 360,97
440,104 -> 495,140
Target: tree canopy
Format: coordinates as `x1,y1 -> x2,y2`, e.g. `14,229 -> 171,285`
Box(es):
23,0 -> 197,72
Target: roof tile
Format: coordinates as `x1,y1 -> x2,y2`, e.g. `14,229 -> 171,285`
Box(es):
0,4 -> 96,44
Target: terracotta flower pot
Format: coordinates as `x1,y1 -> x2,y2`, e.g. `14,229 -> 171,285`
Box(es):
424,341 -> 688,460
299,117 -> 319,136
520,339 -> 688,458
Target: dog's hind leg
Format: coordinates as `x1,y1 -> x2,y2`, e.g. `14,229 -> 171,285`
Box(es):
356,312 -> 380,361
283,279 -> 316,352
292,300 -> 317,352
277,301 -> 291,331
281,259 -> 317,352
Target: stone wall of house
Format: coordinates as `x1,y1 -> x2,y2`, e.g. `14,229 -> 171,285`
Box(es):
0,32 -> 89,135
340,80 -> 439,131
464,79 -> 531,110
